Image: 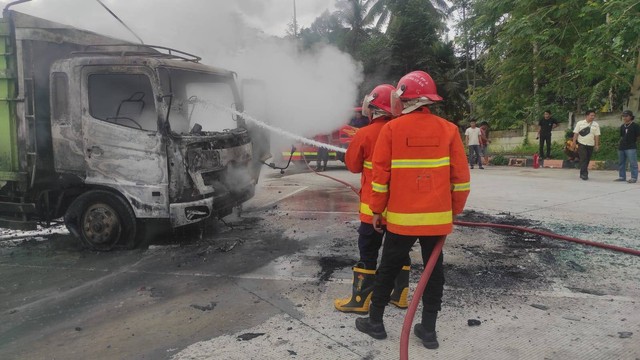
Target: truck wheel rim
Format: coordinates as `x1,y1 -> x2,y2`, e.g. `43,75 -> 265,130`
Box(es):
82,203 -> 121,246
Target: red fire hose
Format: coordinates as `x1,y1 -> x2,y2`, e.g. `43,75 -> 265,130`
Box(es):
400,236 -> 445,360
399,221 -> 640,360
303,157 -> 640,358
452,220 -> 640,257
300,152 -> 360,194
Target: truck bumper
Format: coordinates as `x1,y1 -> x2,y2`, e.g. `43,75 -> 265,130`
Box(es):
169,184 -> 255,228
169,197 -> 214,228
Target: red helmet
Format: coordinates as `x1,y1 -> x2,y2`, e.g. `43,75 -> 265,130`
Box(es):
362,84 -> 394,120
391,71 -> 442,116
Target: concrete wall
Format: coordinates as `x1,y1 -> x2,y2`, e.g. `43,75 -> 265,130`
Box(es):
487,111 -> 625,152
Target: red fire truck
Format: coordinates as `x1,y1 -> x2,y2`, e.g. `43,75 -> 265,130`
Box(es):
281,108 -> 368,163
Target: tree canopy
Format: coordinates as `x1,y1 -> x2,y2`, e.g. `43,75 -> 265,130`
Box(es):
291,0 -> 640,128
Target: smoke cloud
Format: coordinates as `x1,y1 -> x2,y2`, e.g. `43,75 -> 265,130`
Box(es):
4,0 -> 363,151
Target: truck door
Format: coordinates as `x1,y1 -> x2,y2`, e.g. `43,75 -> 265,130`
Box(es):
81,67 -> 169,217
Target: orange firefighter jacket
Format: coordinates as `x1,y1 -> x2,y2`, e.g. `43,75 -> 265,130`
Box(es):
370,108 -> 470,236
345,117 -> 389,224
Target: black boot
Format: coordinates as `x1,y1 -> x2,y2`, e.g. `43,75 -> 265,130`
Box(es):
334,265 -> 376,314
355,303 -> 387,339
414,311 -> 439,349
390,265 -> 410,309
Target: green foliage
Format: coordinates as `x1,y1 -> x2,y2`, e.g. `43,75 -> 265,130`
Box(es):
297,0 -> 460,119
592,127 -> 620,161
496,127 -> 620,162
489,154 -> 508,165
386,0 -> 445,77
296,0 -> 639,129
465,0 -> 640,129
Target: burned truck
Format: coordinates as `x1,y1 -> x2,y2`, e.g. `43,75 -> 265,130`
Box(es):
0,9 -> 267,250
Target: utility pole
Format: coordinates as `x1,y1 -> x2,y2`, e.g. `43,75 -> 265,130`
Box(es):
293,0 -> 298,37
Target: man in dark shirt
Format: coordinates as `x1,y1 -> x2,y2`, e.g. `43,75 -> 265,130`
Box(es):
537,110 -> 558,159
615,110 -> 640,183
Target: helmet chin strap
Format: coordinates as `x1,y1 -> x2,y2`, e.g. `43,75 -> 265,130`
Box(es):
371,109 -> 390,119
401,98 -> 433,114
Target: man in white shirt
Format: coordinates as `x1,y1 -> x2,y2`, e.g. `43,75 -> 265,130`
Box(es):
465,119 -> 483,169
572,110 -> 600,180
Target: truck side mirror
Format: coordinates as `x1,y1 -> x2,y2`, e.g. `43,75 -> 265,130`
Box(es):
230,102 -> 238,122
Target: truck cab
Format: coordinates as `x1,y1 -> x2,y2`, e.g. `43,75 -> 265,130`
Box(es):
0,10 -> 265,250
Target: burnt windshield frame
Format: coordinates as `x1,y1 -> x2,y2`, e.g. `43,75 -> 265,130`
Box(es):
157,67 -> 244,135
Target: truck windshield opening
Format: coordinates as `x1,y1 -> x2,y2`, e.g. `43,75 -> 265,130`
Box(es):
159,68 -> 238,135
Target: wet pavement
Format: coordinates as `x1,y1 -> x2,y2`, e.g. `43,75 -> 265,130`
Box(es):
1,163 -> 639,359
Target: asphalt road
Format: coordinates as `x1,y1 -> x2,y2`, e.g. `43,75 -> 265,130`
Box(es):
1,163 -> 639,359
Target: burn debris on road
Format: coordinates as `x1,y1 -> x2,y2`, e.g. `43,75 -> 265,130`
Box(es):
190,302 -> 217,311
467,319 -> 482,326
441,211 -> 575,296
317,256 -> 357,282
237,332 -> 265,341
530,304 -> 549,311
566,287 -> 607,296
215,237 -> 243,252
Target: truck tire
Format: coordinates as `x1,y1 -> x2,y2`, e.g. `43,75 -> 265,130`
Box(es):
64,190 -> 137,251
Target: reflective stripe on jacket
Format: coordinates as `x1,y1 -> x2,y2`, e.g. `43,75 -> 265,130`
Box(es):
345,117 -> 388,224
370,108 -> 470,235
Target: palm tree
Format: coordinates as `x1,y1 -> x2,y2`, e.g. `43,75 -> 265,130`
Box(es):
335,0 -> 371,53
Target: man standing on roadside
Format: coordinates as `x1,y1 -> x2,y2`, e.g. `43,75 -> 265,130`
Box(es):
537,110 -> 558,159
354,70 -> 470,350
572,110 -> 600,180
465,119 -> 483,169
614,110 -> 639,183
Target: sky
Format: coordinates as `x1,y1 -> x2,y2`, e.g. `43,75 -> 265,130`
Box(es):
1,0 -> 357,156
0,0 -> 334,38
238,0 -> 336,36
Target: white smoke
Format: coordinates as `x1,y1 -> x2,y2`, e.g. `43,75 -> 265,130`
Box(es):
3,0 -> 363,145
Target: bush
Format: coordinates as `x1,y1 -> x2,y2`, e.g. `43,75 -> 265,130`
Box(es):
490,154 -> 509,165
489,126 -> 620,163
592,127 -> 619,161
511,142 -> 564,159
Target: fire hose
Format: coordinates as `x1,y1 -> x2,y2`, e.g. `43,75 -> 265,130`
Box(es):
300,151 -> 359,194
398,220 -> 640,360
226,104 -> 640,357
307,165 -> 640,359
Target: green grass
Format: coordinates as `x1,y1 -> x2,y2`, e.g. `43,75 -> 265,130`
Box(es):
492,126 -> 621,162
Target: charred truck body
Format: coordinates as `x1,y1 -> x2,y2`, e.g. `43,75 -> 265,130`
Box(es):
0,10 -> 266,250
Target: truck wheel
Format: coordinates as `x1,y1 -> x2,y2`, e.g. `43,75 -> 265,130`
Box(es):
64,190 -> 137,251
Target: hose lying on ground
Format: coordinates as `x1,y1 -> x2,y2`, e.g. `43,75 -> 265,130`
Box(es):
300,152 -> 360,194
453,220 -> 640,256
325,169 -> 640,257
306,165 -> 640,359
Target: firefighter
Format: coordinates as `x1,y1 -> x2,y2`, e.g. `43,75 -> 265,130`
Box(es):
355,71 -> 471,349
334,84 -> 411,314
